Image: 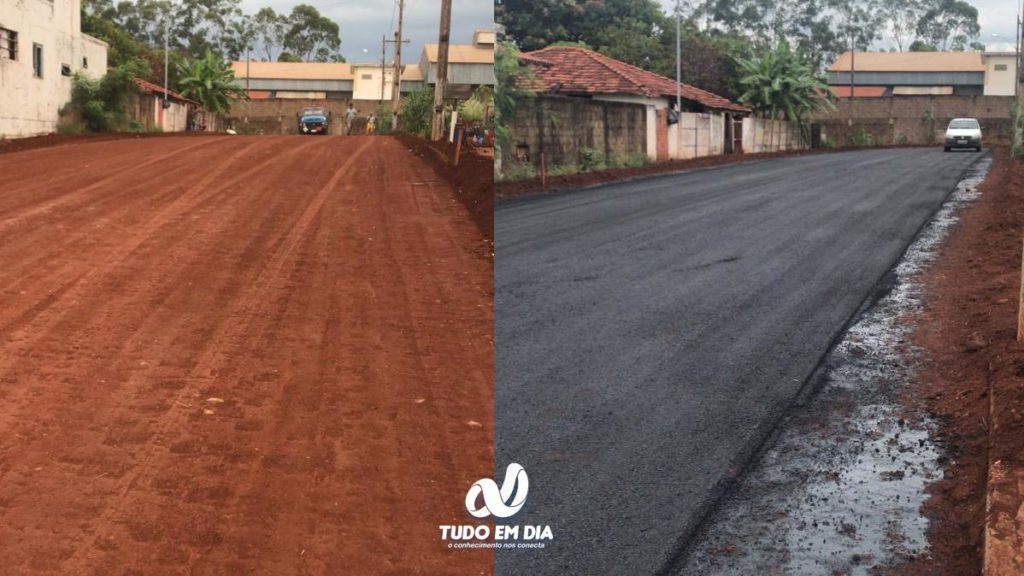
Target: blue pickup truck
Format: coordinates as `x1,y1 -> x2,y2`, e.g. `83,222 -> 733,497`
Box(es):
297,107 -> 331,135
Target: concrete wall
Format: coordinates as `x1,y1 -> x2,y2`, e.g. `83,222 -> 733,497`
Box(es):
127,94 -> 189,132
983,54 -> 1017,96
352,66 -> 395,101
0,0 -> 107,137
504,95 -> 648,169
809,95 -> 1014,145
226,98 -> 383,135
669,112 -> 730,159
742,117 -> 803,153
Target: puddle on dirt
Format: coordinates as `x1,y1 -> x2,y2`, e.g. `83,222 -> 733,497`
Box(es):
680,157 -> 992,575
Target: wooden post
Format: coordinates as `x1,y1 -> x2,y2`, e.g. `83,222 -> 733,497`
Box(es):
540,152 -> 547,189
452,125 -> 463,167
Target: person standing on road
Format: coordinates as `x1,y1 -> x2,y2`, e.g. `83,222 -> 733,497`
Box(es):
344,103 -> 358,135
366,113 -> 377,135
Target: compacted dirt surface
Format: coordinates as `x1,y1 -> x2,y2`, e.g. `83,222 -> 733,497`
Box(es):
0,135 -> 493,575
900,146 -> 1024,575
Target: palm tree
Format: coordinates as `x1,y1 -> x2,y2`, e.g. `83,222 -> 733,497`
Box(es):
176,49 -> 248,115
734,40 -> 834,149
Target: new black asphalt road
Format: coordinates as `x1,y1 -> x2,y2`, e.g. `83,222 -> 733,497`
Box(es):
494,149 -> 984,575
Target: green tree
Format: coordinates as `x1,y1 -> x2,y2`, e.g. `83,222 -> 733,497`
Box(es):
175,48 -> 248,114
916,0 -> 981,50
909,40 -> 939,51
881,0 -> 926,51
399,90 -> 434,138
283,4 -> 343,62
494,41 -> 535,154
222,14 -> 257,61
734,39 -> 834,122
254,7 -> 288,62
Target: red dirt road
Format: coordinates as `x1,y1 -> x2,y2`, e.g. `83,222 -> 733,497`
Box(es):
0,136 -> 493,574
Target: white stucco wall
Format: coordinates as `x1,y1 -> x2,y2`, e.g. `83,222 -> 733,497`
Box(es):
0,0 -> 107,137
352,66 -> 395,101
669,112 -> 727,159
983,54 -> 1017,97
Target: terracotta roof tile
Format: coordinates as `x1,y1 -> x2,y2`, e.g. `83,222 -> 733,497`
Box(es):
133,79 -> 198,106
522,46 -> 748,113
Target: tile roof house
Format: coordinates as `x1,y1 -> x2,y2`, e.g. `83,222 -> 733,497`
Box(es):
514,46 -> 749,163
521,46 -> 748,114
826,51 -> 1013,97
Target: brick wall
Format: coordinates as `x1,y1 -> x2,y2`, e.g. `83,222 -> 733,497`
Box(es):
504,95 -> 648,170
808,95 -> 1014,146
226,99 -> 385,135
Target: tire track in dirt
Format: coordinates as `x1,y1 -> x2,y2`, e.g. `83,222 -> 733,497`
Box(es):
0,138 -> 322,354
60,138 -> 376,572
0,135 -> 337,569
0,136 -> 492,575
0,137 -> 227,223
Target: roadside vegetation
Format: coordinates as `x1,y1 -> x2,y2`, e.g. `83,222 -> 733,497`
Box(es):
498,0 -> 984,93
64,0 -> 345,134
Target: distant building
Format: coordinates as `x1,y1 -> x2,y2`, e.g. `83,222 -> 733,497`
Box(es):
129,79 -> 197,132
517,46 -> 749,162
982,52 -> 1018,96
827,51 -> 1017,98
0,0 -> 108,136
230,30 -> 494,103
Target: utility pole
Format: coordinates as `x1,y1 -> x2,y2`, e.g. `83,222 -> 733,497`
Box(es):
675,0 -> 682,157
391,0 -> 406,127
163,18 -> 169,111
431,0 -> 453,140
381,35 -> 387,104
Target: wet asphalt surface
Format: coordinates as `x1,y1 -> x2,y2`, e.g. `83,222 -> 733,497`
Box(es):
494,149 -> 985,575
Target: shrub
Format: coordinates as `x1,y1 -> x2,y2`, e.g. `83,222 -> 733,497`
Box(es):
498,163 -> 537,182
375,104 -> 394,135
610,153 -> 651,169
400,90 -> 433,138
579,147 -> 606,172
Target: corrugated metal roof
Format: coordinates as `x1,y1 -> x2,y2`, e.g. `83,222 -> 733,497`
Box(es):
230,61 -> 354,80
828,51 -> 984,72
232,62 -> 425,82
522,46 -> 749,113
829,86 -> 888,98
423,44 -> 494,65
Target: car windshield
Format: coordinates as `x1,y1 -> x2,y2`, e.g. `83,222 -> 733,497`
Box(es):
948,120 -> 980,129
302,108 -> 326,117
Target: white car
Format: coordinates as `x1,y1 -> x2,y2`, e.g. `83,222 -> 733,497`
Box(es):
944,118 -> 983,152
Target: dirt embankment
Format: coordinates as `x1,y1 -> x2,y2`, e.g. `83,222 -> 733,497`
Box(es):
496,145 -> 937,198
902,146 -> 1024,575
0,132 -> 216,156
394,132 -> 494,246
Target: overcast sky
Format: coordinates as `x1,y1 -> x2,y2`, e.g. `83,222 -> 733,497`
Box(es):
238,0 -> 494,62
657,0 -> 1019,52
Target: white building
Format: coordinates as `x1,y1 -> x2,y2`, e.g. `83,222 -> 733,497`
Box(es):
982,52 -> 1018,97
0,0 -> 108,137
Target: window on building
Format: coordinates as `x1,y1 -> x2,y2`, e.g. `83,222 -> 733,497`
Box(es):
361,73 -> 373,80
0,28 -> 17,60
995,64 -> 1008,71
83,56 -> 88,69
32,43 -> 43,78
